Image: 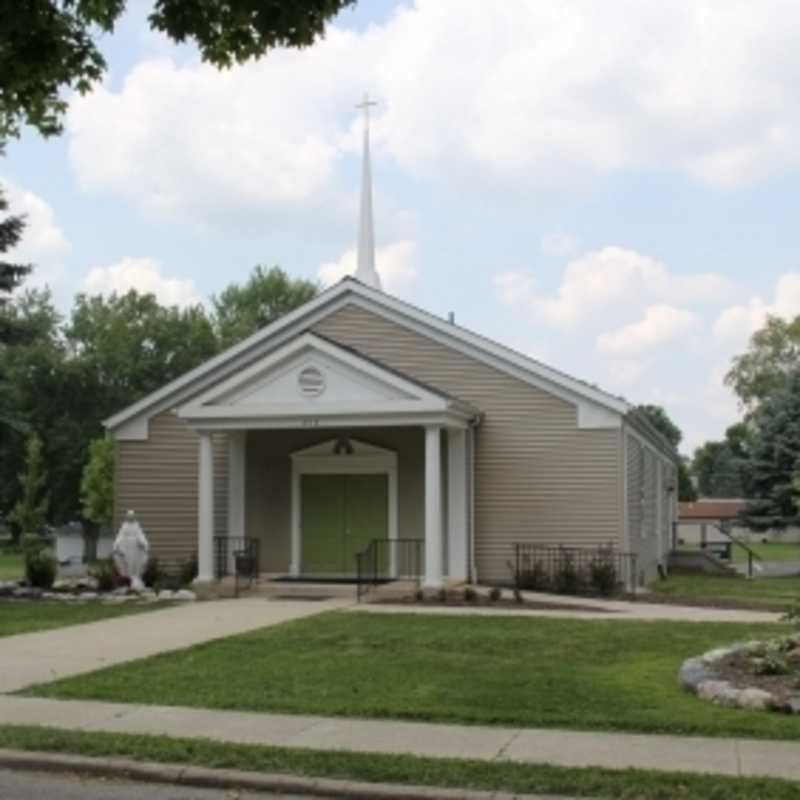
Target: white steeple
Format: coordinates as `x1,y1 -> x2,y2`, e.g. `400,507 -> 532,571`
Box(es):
355,93 -> 382,290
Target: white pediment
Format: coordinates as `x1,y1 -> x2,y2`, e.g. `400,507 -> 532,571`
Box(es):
184,333 -> 444,412
291,437 -> 394,459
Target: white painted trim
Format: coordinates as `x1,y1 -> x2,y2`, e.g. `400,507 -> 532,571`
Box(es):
289,438 -> 398,578
106,279 -> 630,436
195,432 -> 214,583
424,425 -> 444,588
186,411 -> 471,432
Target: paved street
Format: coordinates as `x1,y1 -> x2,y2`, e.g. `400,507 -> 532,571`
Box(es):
0,769 -> 311,800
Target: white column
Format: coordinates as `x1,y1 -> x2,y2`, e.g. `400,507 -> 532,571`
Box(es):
424,425 -> 443,588
226,431 -> 246,576
447,428 -> 468,582
196,432 -> 215,583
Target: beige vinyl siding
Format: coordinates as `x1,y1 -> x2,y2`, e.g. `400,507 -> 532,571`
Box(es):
245,427 -> 424,573
114,411 -> 228,567
625,430 -> 674,586
314,303 -> 624,582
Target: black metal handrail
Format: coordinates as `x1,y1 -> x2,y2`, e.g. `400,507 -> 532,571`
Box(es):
213,535 -> 259,582
513,543 -> 637,596
711,522 -> 762,578
356,538 -> 424,602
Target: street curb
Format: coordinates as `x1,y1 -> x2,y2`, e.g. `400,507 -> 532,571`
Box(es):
0,748 -> 570,800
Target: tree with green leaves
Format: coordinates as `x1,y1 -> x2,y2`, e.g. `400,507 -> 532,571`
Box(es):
212,265 -> 318,349
81,435 -> 114,525
634,404 -> 697,501
0,0 -> 356,140
9,432 -> 49,538
691,423 -> 753,498
740,369 -> 800,531
725,315 -> 800,411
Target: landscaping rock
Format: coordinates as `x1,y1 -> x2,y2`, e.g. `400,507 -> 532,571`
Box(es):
158,590 -> 175,600
678,657 -> 710,691
737,687 -> 774,711
789,697 -> 800,715
0,580 -> 18,596
111,586 -> 132,597
697,680 -> 741,708
173,589 -> 196,602
13,586 -> 41,600
702,646 -> 738,665
78,591 -> 98,600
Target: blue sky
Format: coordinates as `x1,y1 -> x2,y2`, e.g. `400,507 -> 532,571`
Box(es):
4,0 -> 800,454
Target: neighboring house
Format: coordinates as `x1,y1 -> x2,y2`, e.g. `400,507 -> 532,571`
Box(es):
678,499 -> 800,545
104,103 -> 678,591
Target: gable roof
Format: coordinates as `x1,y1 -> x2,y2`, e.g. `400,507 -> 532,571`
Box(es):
106,277 -> 635,436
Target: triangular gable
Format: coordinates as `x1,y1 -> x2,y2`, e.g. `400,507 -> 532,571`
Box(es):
177,332 -> 476,429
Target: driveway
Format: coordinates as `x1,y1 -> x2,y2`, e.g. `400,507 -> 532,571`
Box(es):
0,597 -> 349,693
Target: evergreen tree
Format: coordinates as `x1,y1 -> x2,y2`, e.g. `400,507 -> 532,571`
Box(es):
0,177 -> 32,340
9,432 -> 49,538
741,369 -> 800,530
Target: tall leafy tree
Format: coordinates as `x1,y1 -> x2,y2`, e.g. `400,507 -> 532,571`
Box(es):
80,435 -> 114,526
741,369 -> 800,531
0,0 -> 356,140
725,315 -> 800,411
634,404 -> 696,501
691,423 -> 753,498
212,265 -> 318,349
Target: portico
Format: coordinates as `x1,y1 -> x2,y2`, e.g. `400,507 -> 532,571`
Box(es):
179,333 -> 479,588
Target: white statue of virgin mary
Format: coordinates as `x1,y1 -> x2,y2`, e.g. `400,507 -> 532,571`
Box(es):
112,510 -> 150,592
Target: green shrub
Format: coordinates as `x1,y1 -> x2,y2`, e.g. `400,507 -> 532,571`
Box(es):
142,556 -> 163,589
590,555 -> 618,596
463,586 -> 477,602
554,552 -> 583,594
90,558 -> 120,593
515,558 -> 551,592
25,546 -> 57,589
179,553 -> 198,587
488,586 -> 502,602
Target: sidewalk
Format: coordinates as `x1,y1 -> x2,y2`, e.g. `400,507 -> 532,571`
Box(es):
2,695 -> 799,781
0,597 -> 348,693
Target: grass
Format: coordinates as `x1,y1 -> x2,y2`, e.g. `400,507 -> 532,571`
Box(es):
734,541 -> 800,564
1,726 -> 799,800
650,574 -> 800,609
0,549 -> 24,580
0,600 -> 169,638
23,611 -> 800,740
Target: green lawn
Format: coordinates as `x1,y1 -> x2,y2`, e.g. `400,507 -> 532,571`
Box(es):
0,550 -> 24,580
650,574 -> 800,609
1,726 -> 797,800
734,541 -> 800,564
23,611 -> 800,740
0,600 -> 169,637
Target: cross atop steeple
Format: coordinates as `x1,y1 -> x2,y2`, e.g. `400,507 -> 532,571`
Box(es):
355,93 -> 382,291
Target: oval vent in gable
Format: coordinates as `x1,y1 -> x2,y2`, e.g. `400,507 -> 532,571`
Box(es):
298,366 -> 326,397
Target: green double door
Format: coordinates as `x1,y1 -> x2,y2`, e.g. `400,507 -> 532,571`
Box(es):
301,473 -> 388,575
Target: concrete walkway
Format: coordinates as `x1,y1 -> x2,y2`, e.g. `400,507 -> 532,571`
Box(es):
2,695 -> 800,781
0,598 -> 348,693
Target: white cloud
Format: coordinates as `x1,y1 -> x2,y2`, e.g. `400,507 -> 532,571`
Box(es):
318,240 -> 417,297
67,1 -> 800,229
713,273 -> 800,347
82,257 -> 202,307
496,246 -> 732,328
1,178 -> 70,293
596,304 -> 699,356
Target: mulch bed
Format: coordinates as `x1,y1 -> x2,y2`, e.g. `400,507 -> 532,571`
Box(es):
374,596 -> 618,613
714,650 -> 800,706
